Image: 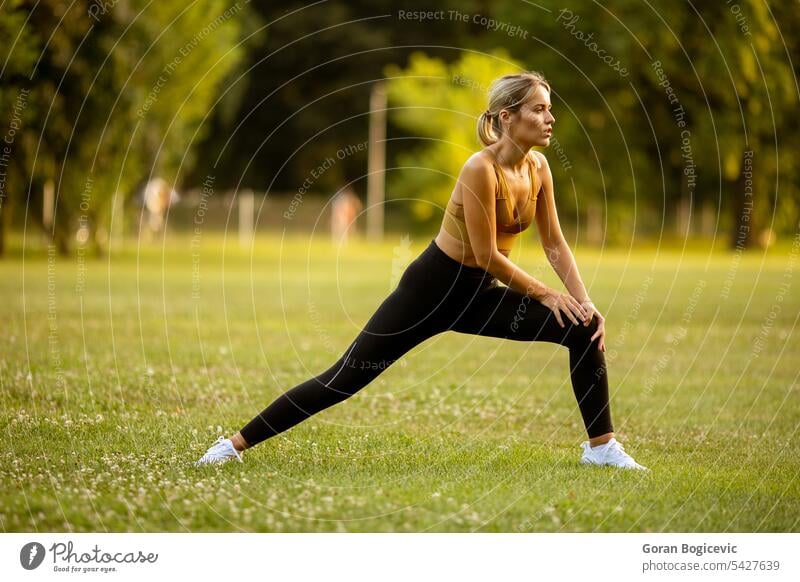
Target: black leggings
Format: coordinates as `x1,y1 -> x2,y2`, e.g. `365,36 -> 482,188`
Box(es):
239,239 -> 613,447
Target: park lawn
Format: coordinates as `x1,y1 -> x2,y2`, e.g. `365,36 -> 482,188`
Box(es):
1,233 -> 798,532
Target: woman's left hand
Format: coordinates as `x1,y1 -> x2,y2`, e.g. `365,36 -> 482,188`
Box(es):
580,300 -> 606,352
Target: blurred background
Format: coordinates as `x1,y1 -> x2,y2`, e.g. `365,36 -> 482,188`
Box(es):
1,0 -> 798,255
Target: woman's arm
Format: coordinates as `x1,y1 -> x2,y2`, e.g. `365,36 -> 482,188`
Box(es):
533,152 -> 590,302
533,152 -> 605,348
544,240 -> 591,303
459,153 -> 588,327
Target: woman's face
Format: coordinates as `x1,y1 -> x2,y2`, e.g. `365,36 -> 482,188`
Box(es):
504,85 -> 555,148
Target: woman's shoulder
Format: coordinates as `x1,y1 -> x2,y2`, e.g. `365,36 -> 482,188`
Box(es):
528,149 -> 547,170
526,151 -> 548,198
460,151 -> 501,182
468,148 -> 546,170
456,151 -> 499,200
465,149 -> 498,170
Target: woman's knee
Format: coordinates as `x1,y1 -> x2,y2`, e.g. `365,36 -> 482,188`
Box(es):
563,316 -> 600,348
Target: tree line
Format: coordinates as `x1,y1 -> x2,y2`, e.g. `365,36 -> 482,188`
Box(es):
1,0 -> 796,255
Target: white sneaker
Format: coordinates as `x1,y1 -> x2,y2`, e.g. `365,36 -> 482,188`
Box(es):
194,436 -> 243,467
580,437 -> 649,471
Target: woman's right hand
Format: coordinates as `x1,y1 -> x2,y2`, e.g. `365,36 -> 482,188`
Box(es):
539,289 -> 589,328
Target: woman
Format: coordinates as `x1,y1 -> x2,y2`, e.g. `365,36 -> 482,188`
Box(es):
196,72 -> 648,471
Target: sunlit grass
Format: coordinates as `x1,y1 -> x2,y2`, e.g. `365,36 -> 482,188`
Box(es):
1,232 -> 798,531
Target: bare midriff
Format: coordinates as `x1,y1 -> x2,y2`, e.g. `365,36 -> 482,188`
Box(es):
434,228 -> 507,268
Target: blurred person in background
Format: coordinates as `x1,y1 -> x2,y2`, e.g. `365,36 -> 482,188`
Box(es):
330,185 -> 362,245
140,177 -> 179,239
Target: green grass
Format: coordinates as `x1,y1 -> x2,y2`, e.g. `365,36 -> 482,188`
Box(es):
1,232 -> 798,532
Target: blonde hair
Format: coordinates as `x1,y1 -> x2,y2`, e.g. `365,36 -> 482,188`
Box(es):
477,71 -> 551,146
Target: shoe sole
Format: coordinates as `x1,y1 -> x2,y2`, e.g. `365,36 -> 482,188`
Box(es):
195,456 -> 238,467
580,457 -> 649,471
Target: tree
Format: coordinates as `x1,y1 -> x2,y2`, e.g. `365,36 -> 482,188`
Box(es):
0,0 -> 249,255
383,49 -> 524,225
188,0 -> 487,195
489,0 -> 798,247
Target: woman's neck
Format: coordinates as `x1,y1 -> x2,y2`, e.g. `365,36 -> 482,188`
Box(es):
491,139 -> 531,175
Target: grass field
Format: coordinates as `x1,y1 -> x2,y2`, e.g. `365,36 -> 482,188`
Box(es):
1,232 -> 798,532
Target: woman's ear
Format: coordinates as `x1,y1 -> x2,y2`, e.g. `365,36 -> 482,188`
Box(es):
498,109 -> 511,130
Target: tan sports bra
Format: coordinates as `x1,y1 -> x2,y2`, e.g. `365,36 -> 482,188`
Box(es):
442,152 -> 541,254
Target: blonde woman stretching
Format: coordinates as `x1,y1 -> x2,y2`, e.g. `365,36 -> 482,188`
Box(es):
196,72 -> 648,471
